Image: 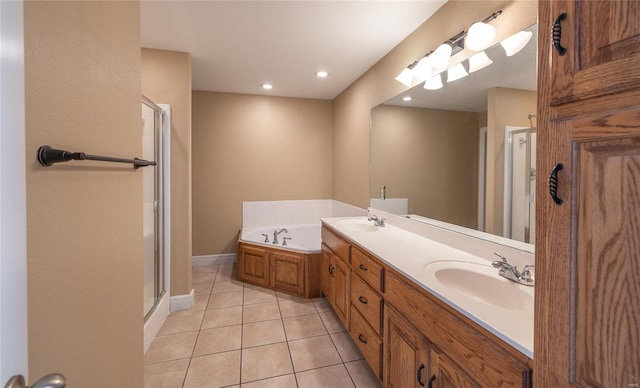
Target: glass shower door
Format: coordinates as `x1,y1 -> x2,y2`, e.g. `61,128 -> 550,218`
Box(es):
142,98 -> 164,319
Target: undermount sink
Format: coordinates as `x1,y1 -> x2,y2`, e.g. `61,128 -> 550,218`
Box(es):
336,219 -> 380,232
423,261 -> 533,311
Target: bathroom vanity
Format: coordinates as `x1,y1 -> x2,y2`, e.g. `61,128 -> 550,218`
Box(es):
321,217 -> 533,387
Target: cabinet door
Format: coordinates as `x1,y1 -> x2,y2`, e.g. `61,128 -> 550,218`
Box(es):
536,1 -> 640,387
549,0 -> 640,105
332,255 -> 351,329
429,349 -> 479,388
320,244 -> 334,302
237,244 -> 270,286
270,251 -> 305,296
384,305 -> 429,388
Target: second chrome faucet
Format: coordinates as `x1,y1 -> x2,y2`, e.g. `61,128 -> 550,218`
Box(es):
273,228 -> 288,245
491,252 -> 534,286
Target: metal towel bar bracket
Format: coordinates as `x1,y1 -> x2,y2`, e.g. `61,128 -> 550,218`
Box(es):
37,145 -> 156,169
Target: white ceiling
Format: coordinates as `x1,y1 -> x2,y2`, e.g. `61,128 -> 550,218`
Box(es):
140,1 -> 447,100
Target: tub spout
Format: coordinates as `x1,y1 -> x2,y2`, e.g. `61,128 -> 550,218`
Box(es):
273,228 -> 288,245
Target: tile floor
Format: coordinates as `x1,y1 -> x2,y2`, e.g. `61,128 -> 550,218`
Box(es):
144,262 -> 381,388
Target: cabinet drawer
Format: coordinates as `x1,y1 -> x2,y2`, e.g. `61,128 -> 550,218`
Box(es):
350,306 -> 383,381
351,272 -> 383,336
351,247 -> 383,293
321,226 -> 351,263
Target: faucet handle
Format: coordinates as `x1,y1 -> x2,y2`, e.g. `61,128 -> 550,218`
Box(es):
492,252 -> 507,268
521,264 -> 535,281
493,252 -> 507,262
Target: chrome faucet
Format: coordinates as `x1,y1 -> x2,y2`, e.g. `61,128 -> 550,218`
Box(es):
368,214 -> 386,227
491,253 -> 534,286
273,228 -> 288,245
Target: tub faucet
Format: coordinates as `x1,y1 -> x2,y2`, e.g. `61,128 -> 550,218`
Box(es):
491,252 -> 535,286
273,228 -> 288,245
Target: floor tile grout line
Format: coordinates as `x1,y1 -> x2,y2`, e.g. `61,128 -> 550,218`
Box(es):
276,294 -> 300,387
182,264 -> 219,388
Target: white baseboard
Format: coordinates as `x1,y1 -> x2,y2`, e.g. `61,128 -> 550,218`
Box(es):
192,253 -> 236,266
170,289 -> 194,312
144,293 -> 169,354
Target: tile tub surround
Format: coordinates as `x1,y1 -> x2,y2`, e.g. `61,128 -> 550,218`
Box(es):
144,262 -> 379,387
242,199 -> 365,228
322,215 -> 535,358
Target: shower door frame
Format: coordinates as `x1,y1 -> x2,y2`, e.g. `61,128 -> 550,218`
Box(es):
503,126 -> 536,243
142,97 -> 171,353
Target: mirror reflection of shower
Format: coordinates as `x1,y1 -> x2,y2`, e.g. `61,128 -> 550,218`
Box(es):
504,119 -> 536,244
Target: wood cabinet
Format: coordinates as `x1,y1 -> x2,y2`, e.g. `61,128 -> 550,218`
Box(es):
320,231 -> 351,329
237,242 -> 321,298
270,251 -> 305,295
384,305 -> 430,388
536,1 -> 640,386
237,244 -> 270,287
385,270 -> 531,388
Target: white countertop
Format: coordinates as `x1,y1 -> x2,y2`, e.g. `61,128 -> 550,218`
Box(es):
321,216 -> 534,359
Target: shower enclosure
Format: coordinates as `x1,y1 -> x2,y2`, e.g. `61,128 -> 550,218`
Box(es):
142,97 -> 166,320
504,126 -> 536,244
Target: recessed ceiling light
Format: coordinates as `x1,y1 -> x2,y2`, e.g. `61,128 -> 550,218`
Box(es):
402,96 -> 413,101
262,83 -> 273,90
315,71 -> 329,78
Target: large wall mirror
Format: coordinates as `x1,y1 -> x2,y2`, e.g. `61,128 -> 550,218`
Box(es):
370,24 -> 537,252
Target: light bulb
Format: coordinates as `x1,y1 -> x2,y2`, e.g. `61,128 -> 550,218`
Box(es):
402,96 -> 413,102
500,30 -> 533,56
262,83 -> 273,90
447,63 -> 468,83
394,67 -> 414,87
412,56 -> 432,82
468,51 -> 493,73
465,22 -> 496,52
428,43 -> 452,73
315,71 -> 329,78
423,73 -> 443,90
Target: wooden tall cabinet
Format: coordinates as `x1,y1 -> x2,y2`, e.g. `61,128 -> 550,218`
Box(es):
535,1 -> 640,386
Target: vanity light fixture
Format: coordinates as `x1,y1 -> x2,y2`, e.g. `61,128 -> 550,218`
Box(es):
500,30 -> 533,56
394,10 -> 502,87
262,83 -> 273,90
468,51 -> 493,73
315,71 -> 329,78
447,63 -> 468,83
423,73 -> 443,90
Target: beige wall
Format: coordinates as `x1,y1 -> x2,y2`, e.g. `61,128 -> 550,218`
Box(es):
24,1 -> 143,386
486,87 -> 537,236
333,0 -> 537,209
141,48 -> 193,296
371,105 -> 480,229
192,92 -> 333,255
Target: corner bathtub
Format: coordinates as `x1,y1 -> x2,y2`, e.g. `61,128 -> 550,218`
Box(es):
238,224 -> 322,298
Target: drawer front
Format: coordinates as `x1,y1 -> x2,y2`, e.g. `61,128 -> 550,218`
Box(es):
350,306 -> 383,381
351,247 -> 384,293
321,226 -> 351,263
351,272 -> 383,336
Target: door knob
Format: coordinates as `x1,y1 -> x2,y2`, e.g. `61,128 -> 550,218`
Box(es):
4,373 -> 66,388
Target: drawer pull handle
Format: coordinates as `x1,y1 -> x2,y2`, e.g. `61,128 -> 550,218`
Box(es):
417,364 -> 425,386
359,264 -> 368,271
548,163 -> 564,205
328,264 -> 335,277
358,334 -> 368,344
428,375 -> 436,388
552,12 -> 568,56
358,296 -> 368,304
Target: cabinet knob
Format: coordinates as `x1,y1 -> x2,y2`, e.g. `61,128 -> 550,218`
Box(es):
358,296 -> 368,304
552,12 -> 568,56
358,334 -> 368,344
359,263 -> 368,271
